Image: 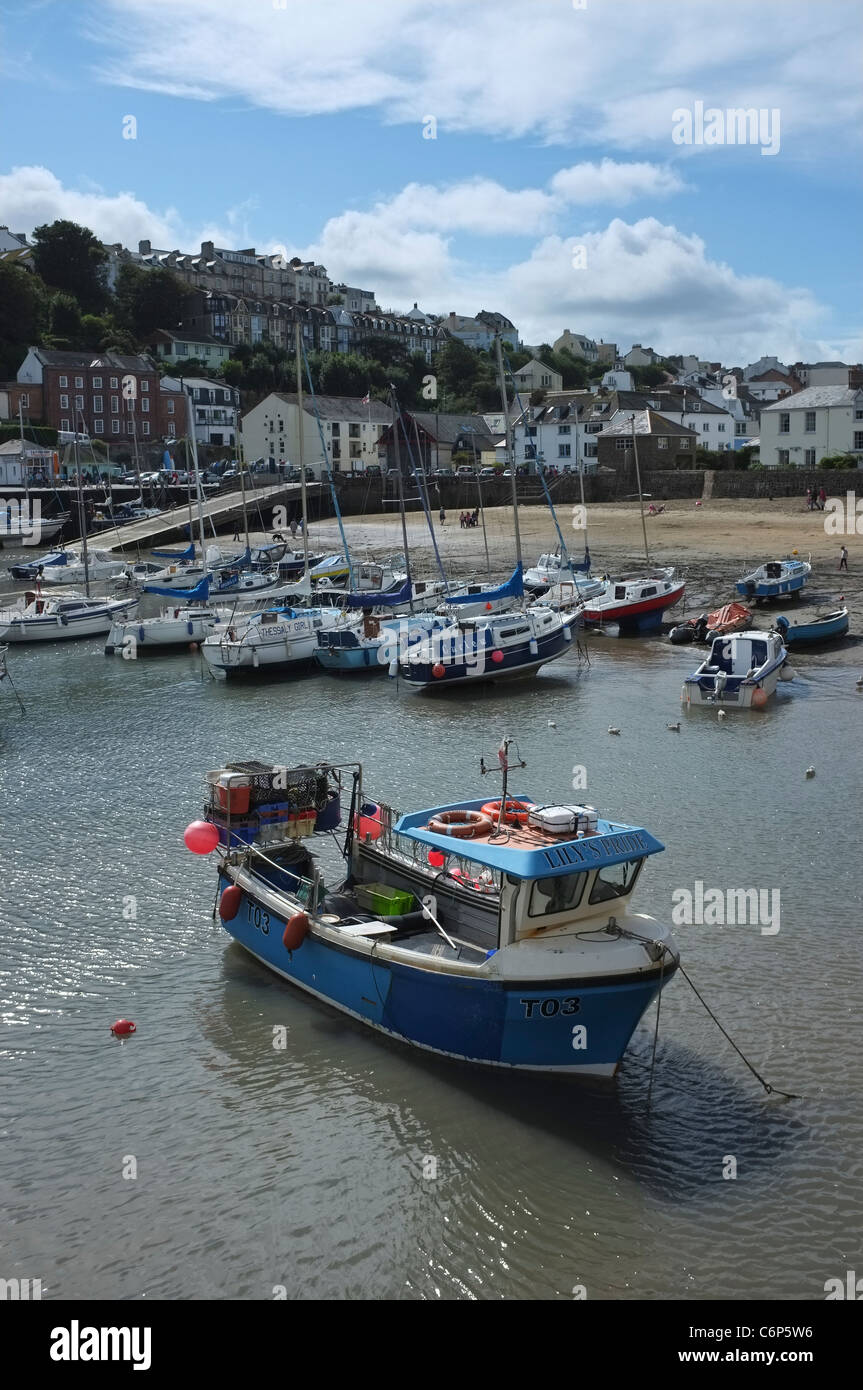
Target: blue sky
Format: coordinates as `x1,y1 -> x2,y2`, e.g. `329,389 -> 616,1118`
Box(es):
1,0 -> 861,364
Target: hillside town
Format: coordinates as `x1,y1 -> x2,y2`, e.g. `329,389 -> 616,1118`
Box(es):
2,222 -> 861,485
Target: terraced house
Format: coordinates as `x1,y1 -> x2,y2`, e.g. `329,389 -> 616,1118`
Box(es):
760,386 -> 863,467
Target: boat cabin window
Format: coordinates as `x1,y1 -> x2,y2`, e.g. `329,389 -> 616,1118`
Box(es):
529,872 -> 586,917
641,586 -> 656,598
614,586 -> 626,599
499,625 -> 530,638
750,641 -> 767,665
589,858 -> 643,904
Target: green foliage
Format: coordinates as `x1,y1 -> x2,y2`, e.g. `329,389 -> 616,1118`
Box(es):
0,262 -> 46,375
48,292 -> 82,342
818,453 -> 857,469
114,264 -> 192,339
31,219 -> 107,312
0,423 -> 58,446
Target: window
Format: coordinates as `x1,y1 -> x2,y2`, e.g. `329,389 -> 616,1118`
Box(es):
111,396 -> 119,413
331,423 -> 340,436
19,393 -> 29,408
168,422 -> 176,437
588,859 -> 642,904
60,394 -> 69,409
778,449 -> 790,466
615,438 -> 629,451
177,343 -> 188,355
74,376 -> 84,388
59,375 -> 68,388
60,418 -> 70,431
558,444 -> 571,458
717,423 -> 726,432
541,374 -> 552,386
167,400 -> 174,415
702,423 -> 709,431
558,425 -> 570,435
111,420 -> 120,435
94,418 -> 104,434
141,380 -> 149,392
526,426 -> 537,437
110,377 -> 118,389
127,421 -> 135,435
779,413 -> 790,433
855,432 -> 863,450
856,409 -> 863,421
142,422 -> 150,436
93,396 -> 103,413
657,436 -> 668,449
349,424 -> 360,438
92,376 -> 102,389
805,411 -> 816,432
804,449 -> 816,466
141,398 -> 150,412
74,395 -> 84,410
528,873 -> 586,918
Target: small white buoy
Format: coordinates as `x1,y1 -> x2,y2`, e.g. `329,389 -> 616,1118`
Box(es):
666,722 -> 680,732
547,720 -> 556,729
856,674 -> 863,689
717,709 -> 727,722
805,766 -> 816,778
608,726 -> 621,735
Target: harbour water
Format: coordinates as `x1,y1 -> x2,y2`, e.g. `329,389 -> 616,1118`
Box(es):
2,630 -> 862,1300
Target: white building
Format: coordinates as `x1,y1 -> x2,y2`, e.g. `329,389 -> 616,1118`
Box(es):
162,376 -> 240,448
512,391 -> 602,473
600,369 -> 634,392
440,313 -> 497,351
623,344 -> 661,368
791,362 -> 860,389
512,358 -> 563,395
241,392 -> 392,477
643,389 -> 737,451
760,386 -> 863,468
553,331 -> 598,362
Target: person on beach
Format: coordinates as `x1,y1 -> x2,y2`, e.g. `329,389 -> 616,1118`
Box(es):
290,517 -> 297,540
818,486 -> 827,510
839,545 -> 848,571
439,506 -> 446,525
806,487 -> 813,510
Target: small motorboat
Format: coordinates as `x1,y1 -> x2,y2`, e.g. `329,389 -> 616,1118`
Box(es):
682,629 -> 788,709
201,605 -> 343,678
582,570 -> 685,635
38,549 -> 129,585
9,547 -> 79,580
736,557 -> 811,601
774,607 -> 849,646
669,602 -> 752,645
192,740 -> 679,1075
0,590 -> 138,642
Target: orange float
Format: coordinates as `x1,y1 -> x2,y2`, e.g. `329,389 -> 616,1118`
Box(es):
426,809 -> 493,839
481,799 -> 531,825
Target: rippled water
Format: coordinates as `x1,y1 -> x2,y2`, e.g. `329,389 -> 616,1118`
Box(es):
2,624 -> 862,1300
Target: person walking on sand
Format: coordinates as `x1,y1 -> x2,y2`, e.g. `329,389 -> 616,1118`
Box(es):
806,486 -> 813,510
840,545 -> 848,571
818,486 -> 827,510
439,506 -> 445,525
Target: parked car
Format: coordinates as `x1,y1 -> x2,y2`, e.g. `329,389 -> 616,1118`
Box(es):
456,465 -> 476,478
479,466 -> 497,478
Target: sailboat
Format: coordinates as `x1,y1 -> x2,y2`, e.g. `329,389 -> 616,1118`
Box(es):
397,338 -> 574,688
201,322 -> 342,679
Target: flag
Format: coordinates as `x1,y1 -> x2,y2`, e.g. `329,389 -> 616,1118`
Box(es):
362,391 -> 370,406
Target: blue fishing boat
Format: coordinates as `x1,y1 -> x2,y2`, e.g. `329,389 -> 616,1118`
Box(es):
191,740 -> 679,1075
397,606 -> 574,687
736,557 -> 811,601
774,607 -> 849,645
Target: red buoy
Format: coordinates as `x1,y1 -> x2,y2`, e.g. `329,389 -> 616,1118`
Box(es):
110,1019 -> 136,1037
219,885 -> 243,921
491,649 -> 504,664
184,819 -> 220,854
432,663 -> 446,678
283,913 -> 309,951
428,849 -> 446,868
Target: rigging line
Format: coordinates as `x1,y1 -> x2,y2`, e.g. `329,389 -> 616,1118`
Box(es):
646,946 -> 665,1113
676,960 -> 801,1100
394,400 -> 450,588
300,337 -> 351,570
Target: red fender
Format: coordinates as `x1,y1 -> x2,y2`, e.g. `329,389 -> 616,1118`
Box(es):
283,912 -> 309,951
219,885 -> 243,921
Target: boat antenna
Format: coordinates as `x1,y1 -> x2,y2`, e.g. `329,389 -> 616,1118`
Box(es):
630,413 -> 651,568
480,735 -> 526,835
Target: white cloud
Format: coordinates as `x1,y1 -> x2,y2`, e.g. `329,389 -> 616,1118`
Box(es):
91,0 -> 861,151
550,161 -> 687,206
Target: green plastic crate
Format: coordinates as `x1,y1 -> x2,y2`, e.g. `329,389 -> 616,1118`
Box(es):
355,882 -> 415,917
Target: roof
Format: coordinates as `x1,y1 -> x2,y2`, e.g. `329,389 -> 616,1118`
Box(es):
408,412 -> 496,445
394,797 -> 664,880
599,408 -> 697,438
29,348 -> 156,372
151,329 -> 228,347
762,385 -> 863,411
0,439 -> 53,456
263,392 -> 392,423
648,390 -> 731,415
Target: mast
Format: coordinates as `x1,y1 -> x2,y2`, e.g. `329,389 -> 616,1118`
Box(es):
495,334 -> 523,574
630,413 -> 651,568
390,390 -> 413,606
186,389 -> 206,557
295,318 -> 309,575
19,399 -> 31,512
73,417 -> 90,597
476,475 -> 491,579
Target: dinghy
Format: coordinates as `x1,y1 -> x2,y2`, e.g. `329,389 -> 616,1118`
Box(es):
774,607 -> 849,646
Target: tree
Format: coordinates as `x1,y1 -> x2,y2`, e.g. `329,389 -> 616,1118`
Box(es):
31,219 -> 108,312
0,262 -> 46,375
48,292 -> 83,344
114,264 -> 192,340
80,314 -> 113,350
818,453 -> 857,469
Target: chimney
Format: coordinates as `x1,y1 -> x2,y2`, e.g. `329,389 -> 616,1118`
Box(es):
139,239 -> 151,254
201,240 -> 215,259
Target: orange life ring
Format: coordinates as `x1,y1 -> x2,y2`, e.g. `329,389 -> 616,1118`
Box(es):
481,799 -> 532,825
427,809 -> 493,839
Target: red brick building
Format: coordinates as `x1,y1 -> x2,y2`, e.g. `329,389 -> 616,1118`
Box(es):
15,348 -> 180,443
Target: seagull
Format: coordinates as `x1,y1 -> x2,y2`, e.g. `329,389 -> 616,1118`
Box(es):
547,720 -> 557,729
717,709 -> 727,722
856,674 -> 863,689
608,726 -> 621,735
666,722 -> 680,732
805,766 -> 816,778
